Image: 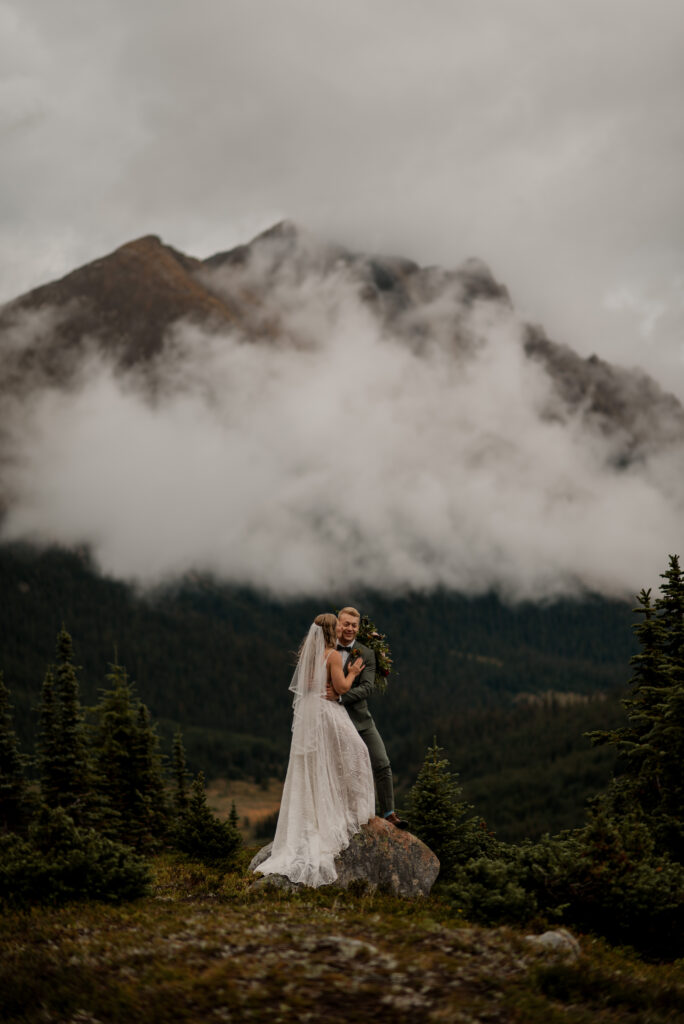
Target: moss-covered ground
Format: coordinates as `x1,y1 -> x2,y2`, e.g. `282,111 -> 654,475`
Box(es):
2,851 -> 683,1023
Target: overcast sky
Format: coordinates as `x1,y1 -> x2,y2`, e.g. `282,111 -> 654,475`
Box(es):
2,0 -> 683,399
2,0 -> 684,600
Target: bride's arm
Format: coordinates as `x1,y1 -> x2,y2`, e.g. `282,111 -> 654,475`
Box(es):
328,650 -> 363,695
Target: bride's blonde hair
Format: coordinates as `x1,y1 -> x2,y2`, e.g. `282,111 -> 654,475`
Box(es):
314,612 -> 338,649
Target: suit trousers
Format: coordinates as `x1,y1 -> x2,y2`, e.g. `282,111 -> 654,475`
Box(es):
358,721 -> 394,817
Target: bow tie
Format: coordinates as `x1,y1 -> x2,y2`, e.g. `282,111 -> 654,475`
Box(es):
336,644 -> 352,652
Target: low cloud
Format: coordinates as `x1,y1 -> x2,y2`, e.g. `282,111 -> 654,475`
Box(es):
1,262 -> 681,601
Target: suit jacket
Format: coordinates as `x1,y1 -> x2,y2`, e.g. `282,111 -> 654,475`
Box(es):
339,640 -> 376,733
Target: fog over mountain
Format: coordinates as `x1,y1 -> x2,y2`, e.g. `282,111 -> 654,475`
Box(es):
1,223 -> 682,600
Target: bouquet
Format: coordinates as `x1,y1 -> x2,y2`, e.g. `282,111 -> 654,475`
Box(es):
355,614 -> 394,694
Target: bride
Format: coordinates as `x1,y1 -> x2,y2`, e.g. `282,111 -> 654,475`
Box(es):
255,613 -> 375,886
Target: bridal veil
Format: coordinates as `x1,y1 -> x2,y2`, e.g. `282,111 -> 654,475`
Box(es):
256,623 -> 374,887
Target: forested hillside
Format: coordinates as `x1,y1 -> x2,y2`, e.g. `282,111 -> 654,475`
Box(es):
1,542 -> 635,840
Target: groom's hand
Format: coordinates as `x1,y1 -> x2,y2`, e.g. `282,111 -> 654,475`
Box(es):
325,682 -> 339,702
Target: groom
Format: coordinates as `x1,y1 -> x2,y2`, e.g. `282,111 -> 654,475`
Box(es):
326,606 -> 408,829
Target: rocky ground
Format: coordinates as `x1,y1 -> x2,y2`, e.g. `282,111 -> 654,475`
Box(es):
1,854 -> 683,1023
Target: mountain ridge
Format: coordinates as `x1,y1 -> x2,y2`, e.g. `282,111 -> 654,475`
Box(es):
2,221 -> 683,457
1,220 -> 682,601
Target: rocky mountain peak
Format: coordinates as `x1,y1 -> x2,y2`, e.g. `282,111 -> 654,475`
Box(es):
1,222 -> 683,459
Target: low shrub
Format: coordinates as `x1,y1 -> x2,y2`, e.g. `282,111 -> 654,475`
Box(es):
441,810 -> 684,958
0,805 -> 150,906
444,855 -> 537,925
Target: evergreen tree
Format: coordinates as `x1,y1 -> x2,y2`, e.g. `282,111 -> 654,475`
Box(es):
591,555 -> 684,860
132,701 -> 168,840
172,728 -> 189,813
658,554 -> 684,660
0,673 -> 29,832
36,667 -> 60,807
93,660 -> 168,848
590,589 -> 666,789
172,771 -> 241,865
228,800 -> 240,833
40,628 -> 96,826
639,556 -> 684,853
406,739 -> 495,878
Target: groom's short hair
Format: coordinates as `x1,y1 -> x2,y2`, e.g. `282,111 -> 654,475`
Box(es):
338,606 -> 360,620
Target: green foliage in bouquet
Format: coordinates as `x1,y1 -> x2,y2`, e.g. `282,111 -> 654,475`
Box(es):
355,614 -> 394,693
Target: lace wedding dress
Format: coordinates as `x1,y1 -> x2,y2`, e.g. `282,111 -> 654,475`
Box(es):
256,623 -> 375,887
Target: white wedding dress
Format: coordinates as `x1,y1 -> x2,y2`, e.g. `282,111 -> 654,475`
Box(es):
256,624 -> 375,887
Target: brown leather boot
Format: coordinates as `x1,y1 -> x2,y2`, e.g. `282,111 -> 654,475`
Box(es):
385,812 -> 409,830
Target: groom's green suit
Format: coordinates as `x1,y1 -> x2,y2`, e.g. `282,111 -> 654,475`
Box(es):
339,640 -> 395,817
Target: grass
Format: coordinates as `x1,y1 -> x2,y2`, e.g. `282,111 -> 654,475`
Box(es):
1,851 -> 684,1023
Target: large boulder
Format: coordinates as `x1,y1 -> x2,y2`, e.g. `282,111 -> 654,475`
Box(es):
249,816 -> 439,897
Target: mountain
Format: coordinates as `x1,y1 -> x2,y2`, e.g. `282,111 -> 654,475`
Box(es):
2,220 -> 683,456
0,235 -> 237,387
0,221 -> 677,839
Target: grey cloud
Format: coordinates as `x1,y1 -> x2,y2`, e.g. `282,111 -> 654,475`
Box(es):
1,254 -> 681,600
1,2 -> 683,391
